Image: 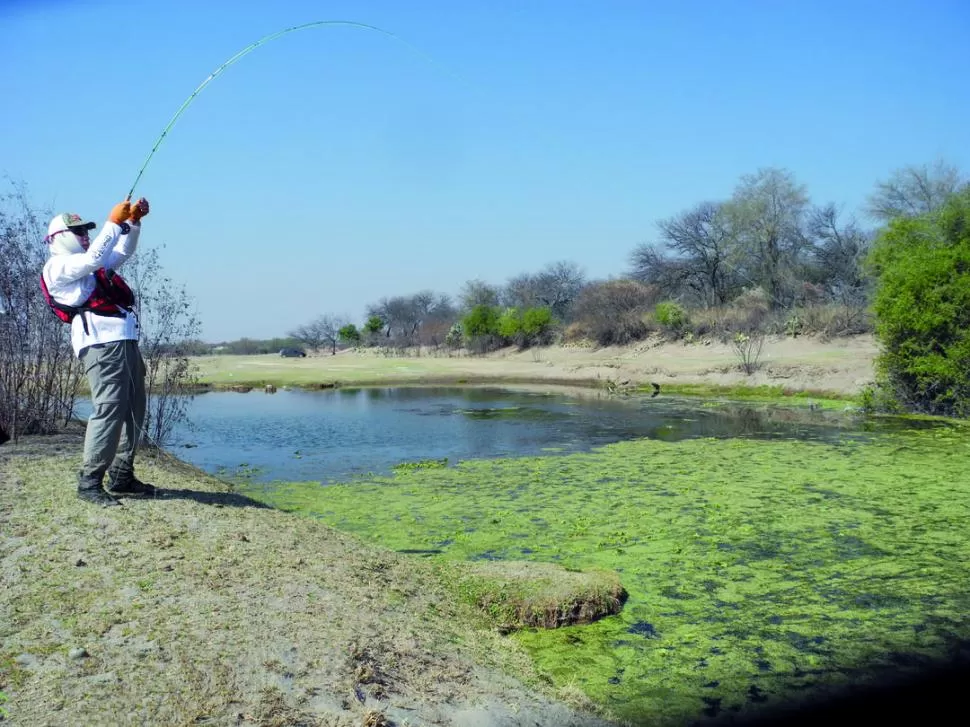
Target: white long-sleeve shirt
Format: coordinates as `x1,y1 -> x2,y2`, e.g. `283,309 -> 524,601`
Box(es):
42,220 -> 142,357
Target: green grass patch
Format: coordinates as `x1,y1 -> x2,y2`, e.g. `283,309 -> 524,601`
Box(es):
438,560 -> 627,632
645,382 -> 857,408
393,458 -> 449,473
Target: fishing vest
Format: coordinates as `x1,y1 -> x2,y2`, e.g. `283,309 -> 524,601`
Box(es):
40,268 -> 136,335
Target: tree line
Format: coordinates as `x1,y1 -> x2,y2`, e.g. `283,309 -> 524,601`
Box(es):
270,160 -> 964,354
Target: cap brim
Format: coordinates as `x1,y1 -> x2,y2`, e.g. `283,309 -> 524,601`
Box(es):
69,221 -> 97,231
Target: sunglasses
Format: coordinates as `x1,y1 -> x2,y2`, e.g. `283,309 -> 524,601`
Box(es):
67,226 -> 92,238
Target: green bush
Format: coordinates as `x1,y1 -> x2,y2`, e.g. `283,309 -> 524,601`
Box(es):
462,305 -> 501,338
462,305 -> 502,353
867,188 -> 970,416
363,315 -> 384,335
338,324 -> 361,347
655,301 -> 689,332
497,308 -> 523,340
521,306 -> 554,345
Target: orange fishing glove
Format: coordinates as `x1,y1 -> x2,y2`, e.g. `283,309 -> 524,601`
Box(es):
129,198 -> 150,223
109,201 -> 131,224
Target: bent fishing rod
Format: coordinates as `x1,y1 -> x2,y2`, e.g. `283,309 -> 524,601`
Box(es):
125,20 -> 456,201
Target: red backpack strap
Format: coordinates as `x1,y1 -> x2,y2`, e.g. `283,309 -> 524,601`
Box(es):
95,269 -> 135,308
39,272 -> 77,325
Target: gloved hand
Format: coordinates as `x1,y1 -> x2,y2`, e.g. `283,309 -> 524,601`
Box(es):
109,201 -> 131,224
129,198 -> 150,224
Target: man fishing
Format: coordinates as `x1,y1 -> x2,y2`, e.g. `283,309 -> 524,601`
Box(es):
41,197 -> 154,506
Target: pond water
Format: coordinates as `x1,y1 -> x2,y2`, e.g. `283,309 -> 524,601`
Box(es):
82,385 -> 920,485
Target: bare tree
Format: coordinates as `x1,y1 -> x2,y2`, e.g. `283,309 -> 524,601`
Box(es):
866,160 -> 965,222
459,279 -> 500,312
289,315 -> 347,354
502,273 -> 544,310
367,292 -> 454,348
535,260 -> 586,321
0,179 -> 82,442
123,245 -> 202,446
658,203 -> 737,305
418,294 -> 457,348
572,279 -> 657,345
501,261 -> 585,321
807,204 -> 873,306
630,202 -> 738,306
318,314 -> 346,355
724,167 -> 812,308
288,319 -> 329,352
366,296 -> 411,340
628,244 -> 690,299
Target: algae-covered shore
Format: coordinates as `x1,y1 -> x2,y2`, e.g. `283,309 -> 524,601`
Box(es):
254,420 -> 970,725
5,335 -> 970,726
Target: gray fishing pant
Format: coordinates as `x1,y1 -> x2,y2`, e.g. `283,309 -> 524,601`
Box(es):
78,339 -> 147,489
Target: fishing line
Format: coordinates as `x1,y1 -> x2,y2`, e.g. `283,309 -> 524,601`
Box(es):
126,20 -> 458,200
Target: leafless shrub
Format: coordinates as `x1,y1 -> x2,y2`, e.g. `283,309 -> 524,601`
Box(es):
98,245 -> 201,448
733,332 -> 766,374
572,279 -> 658,346
0,179 -> 82,443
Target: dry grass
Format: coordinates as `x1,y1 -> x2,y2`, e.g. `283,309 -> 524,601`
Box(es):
0,428 -> 618,727
185,332 -> 879,399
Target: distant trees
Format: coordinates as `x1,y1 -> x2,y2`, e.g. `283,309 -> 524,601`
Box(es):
623,165 -> 902,343
366,291 -> 454,347
272,161 -> 963,363
288,314 -> 348,355
724,167 -> 814,308
459,279 -> 501,311
631,202 -> 737,306
502,261 -> 586,322
571,280 -> 657,345
630,168 -> 816,309
338,323 -> 361,348
806,204 -> 872,307
866,160 -> 965,223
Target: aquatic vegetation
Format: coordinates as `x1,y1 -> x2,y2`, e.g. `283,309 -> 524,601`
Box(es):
252,423 -> 970,724
392,458 -> 449,472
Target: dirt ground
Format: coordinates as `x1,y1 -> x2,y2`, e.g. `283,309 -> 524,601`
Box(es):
196,334 -> 881,397
468,334 -> 879,395
0,426 -> 619,727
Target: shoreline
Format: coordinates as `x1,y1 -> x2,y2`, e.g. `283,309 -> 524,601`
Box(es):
187,333 -> 881,400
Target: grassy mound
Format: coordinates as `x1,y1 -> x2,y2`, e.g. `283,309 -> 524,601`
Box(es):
444,561 -> 627,632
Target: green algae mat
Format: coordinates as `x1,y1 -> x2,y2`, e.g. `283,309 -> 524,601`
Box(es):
249,421 -> 970,725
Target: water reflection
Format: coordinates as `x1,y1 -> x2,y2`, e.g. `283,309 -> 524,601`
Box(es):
77,386 -> 946,485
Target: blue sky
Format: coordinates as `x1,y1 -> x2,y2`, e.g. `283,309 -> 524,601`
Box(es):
2,0 -> 968,342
